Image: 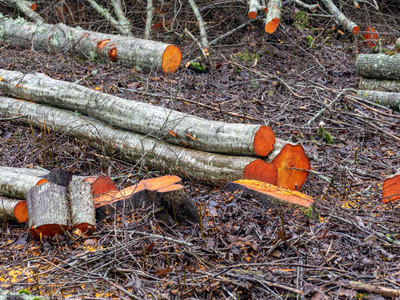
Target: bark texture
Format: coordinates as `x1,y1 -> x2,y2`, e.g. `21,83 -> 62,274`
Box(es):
356,54 -> 400,80
359,78 -> 400,93
69,178 -> 96,233
320,0 -> 359,34
0,97 -> 273,186
0,13 -> 181,73
356,90 -> 400,111
0,69 -> 274,157
26,182 -> 69,237
265,0 -> 281,33
0,197 -> 27,223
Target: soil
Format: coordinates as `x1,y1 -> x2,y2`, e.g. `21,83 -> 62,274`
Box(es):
0,1 -> 399,299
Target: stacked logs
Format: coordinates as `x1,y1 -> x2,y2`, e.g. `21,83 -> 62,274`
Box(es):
0,167 -> 198,238
356,54 -> 400,111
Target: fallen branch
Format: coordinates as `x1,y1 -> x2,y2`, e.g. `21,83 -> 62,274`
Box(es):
0,69 -> 276,157
0,0 -> 44,22
248,0 -> 265,19
0,197 -> 28,223
339,280 -> 400,298
356,90 -> 400,111
0,97 -> 279,186
320,0 -> 359,34
0,13 -> 181,73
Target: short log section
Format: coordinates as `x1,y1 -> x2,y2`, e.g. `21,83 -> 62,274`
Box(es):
0,197 -> 28,223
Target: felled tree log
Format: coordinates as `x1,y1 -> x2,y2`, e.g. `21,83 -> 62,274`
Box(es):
0,167 -> 49,199
0,197 -> 28,223
0,0 -> 44,22
226,179 -> 314,208
359,78 -> 400,93
0,13 -> 181,73
0,69 -> 276,157
382,171 -> 400,203
320,0 -> 359,34
248,0 -> 265,19
356,90 -> 400,111
356,54 -> 400,80
265,0 -> 282,33
69,178 -> 96,234
26,182 -> 69,238
0,97 -> 279,186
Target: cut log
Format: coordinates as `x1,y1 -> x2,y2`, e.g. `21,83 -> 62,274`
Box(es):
359,78 -> 400,93
0,69 -> 276,157
0,167 -> 50,199
265,0 -> 282,34
69,178 -> 96,234
0,197 -> 28,223
356,90 -> 400,111
356,54 -> 400,80
0,97 -> 278,186
382,171 -> 400,203
248,0 -> 264,19
226,179 -> 314,208
26,182 -> 69,238
95,175 -> 199,223
271,144 -> 310,191
320,0 -> 359,34
86,175 -> 118,196
0,13 -> 181,73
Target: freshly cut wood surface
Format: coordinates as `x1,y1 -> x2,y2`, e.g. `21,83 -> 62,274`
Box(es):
27,182 -> 69,238
0,97 -> 278,186
272,144 -> 310,191
382,171 -> 400,203
69,178 -> 96,234
243,159 -> 277,184
265,0 -> 281,33
227,179 -> 314,208
86,175 -> 118,196
0,69 -> 275,157
0,13 -> 181,73
0,197 -> 28,223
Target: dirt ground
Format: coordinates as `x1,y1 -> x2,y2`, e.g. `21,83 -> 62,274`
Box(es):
0,1 -> 400,299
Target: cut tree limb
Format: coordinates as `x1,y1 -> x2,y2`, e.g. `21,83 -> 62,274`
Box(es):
265,0 -> 282,33
226,179 -> 314,208
320,0 -> 359,34
0,97 -> 279,186
356,90 -> 400,111
359,78 -> 400,93
0,167 -> 49,199
248,0 -> 264,19
0,69 -> 276,157
0,13 -> 181,73
0,197 -> 28,223
382,171 -> 400,203
356,54 -> 400,80
0,0 -> 44,22
27,182 -> 69,238
69,178 -> 96,234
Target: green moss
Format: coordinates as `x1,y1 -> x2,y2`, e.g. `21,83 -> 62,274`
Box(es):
318,127 -> 334,144
234,50 -> 260,63
294,11 -> 308,29
18,289 -> 30,295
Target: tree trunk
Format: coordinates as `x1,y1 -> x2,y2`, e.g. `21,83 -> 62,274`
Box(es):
359,77 -> 400,93
0,197 -> 28,223
69,178 -> 96,234
0,69 -> 276,157
0,97 -> 279,186
0,13 -> 181,73
356,90 -> 400,111
356,54 -> 400,80
26,182 -> 69,238
382,171 -> 400,203
0,167 -> 49,199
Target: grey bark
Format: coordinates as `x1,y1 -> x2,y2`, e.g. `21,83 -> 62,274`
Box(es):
356,54 -> 400,80
359,77 -> 400,93
0,167 -> 46,199
356,90 -> 400,111
0,197 -> 27,223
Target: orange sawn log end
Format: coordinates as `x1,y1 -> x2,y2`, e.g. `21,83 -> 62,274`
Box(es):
253,125 -> 276,157
382,173 -> 400,203
162,45 -> 182,73
352,26 -> 360,34
14,201 -> 28,223
30,224 -> 68,238
248,11 -> 257,19
272,144 -> 310,191
243,159 -> 277,185
265,18 -> 280,33
228,179 -> 314,208
86,175 -> 118,196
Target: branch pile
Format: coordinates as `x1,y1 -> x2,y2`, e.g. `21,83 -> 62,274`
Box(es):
356,54 -> 400,111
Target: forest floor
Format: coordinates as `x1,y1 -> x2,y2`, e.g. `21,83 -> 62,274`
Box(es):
0,1 -> 400,299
